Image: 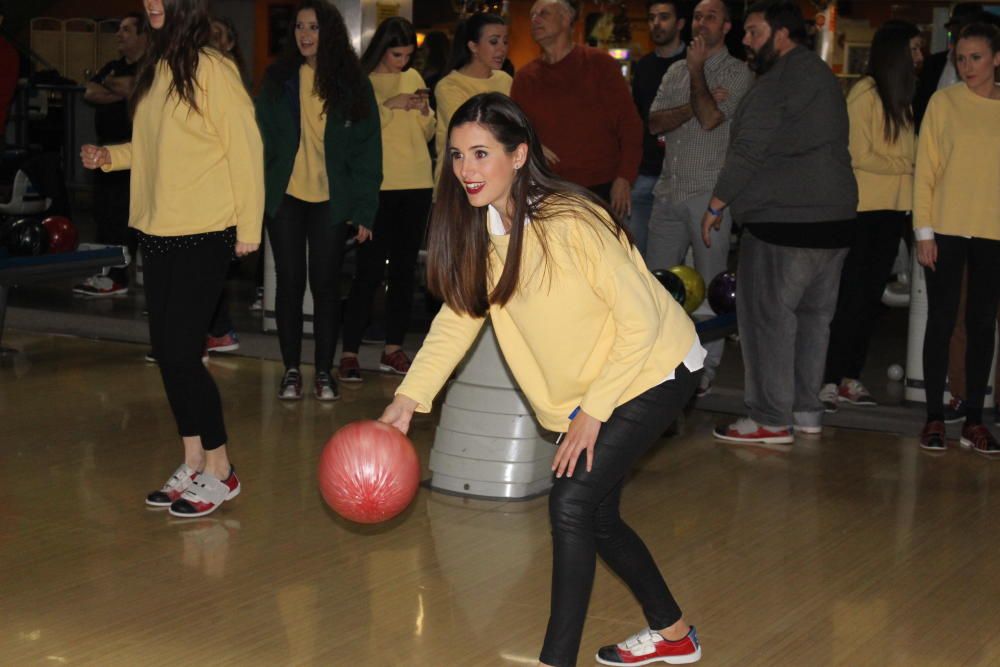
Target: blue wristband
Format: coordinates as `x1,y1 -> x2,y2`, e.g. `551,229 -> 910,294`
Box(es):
707,205 -> 723,217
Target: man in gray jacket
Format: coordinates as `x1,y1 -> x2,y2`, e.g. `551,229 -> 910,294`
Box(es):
701,0 -> 858,446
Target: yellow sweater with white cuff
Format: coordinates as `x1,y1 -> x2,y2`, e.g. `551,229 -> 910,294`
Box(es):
103,50 -> 264,244
396,197 -> 698,432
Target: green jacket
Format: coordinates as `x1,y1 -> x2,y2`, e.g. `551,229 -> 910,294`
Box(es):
254,64 -> 382,228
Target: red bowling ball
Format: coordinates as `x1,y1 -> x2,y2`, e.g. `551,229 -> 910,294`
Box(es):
317,420 -> 420,524
41,216 -> 79,254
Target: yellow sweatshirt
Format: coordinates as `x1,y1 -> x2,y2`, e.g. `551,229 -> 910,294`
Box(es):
370,69 -> 435,190
104,50 -> 264,244
396,197 -> 697,431
847,77 -> 915,212
914,83 -> 1000,240
287,64 -> 329,202
433,69 -> 512,187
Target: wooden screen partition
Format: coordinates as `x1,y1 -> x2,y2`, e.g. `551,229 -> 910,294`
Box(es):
30,17 -> 65,74
96,19 -> 121,71
64,18 -> 98,84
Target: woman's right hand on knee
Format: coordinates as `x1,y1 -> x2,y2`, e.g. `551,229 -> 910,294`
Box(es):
80,144 -> 111,170
379,395 -> 419,435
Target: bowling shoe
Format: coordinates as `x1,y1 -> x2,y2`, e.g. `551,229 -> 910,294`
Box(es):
380,349 -> 412,375
337,356 -> 363,384
918,420 -> 947,453
959,424 -> 1000,458
73,275 -> 128,297
169,467 -> 241,518
818,383 -> 839,414
837,378 -> 877,406
146,463 -> 199,507
596,626 -> 701,665
713,417 -> 793,447
279,368 -> 303,400
943,397 -> 967,424
314,371 -> 341,402
205,331 -> 240,354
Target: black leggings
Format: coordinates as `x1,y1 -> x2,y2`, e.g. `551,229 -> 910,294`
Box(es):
923,233 -> 1000,425
143,234 -> 232,450
824,210 -> 907,384
540,365 -> 699,667
267,195 -> 347,373
342,188 -> 431,352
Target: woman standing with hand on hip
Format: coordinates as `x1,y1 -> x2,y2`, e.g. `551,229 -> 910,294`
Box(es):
80,0 -> 264,518
915,22 -> 1000,455
337,17 -> 435,382
379,93 -> 705,667
254,0 -> 382,402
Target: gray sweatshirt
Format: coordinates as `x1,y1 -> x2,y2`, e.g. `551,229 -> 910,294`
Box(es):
713,46 -> 858,223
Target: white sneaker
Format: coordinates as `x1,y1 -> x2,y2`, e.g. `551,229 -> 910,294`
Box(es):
819,383 -> 839,414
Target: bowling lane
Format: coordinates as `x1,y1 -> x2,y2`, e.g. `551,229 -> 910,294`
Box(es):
4,332 -> 1000,665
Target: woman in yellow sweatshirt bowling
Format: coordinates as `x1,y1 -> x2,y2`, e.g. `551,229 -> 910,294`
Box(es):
379,93 -> 705,667
80,0 -> 264,517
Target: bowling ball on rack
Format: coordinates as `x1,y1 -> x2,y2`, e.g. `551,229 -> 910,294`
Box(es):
707,271 -> 737,315
41,216 -> 79,254
652,268 -> 686,308
317,420 -> 420,524
668,265 -> 705,314
5,217 -> 48,256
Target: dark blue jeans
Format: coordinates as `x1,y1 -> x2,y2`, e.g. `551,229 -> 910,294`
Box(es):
539,364 -> 699,667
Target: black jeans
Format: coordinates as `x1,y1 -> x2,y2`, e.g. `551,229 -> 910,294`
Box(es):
267,195 -> 347,373
94,168 -> 135,285
923,233 -> 1000,424
342,188 -> 431,352
143,234 -> 232,450
824,210 -> 907,384
540,365 -> 699,667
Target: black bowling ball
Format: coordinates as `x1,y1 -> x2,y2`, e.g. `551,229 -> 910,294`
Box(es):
6,217 -> 48,256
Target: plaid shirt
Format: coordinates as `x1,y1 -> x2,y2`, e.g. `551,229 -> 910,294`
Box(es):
650,49 -> 753,203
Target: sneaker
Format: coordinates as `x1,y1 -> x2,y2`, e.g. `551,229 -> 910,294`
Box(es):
249,287 -> 264,312
819,383 -> 839,413
314,371 -> 340,402
596,626 -> 702,666
943,397 -> 966,424
713,417 -> 794,446
838,378 -> 877,406
144,348 -> 209,364
918,420 -> 947,452
73,274 -> 128,297
206,331 -> 239,354
959,423 -> 1000,458
694,375 -> 712,398
794,424 -> 822,435
146,463 -> 199,507
380,349 -> 411,375
279,368 -> 303,400
338,356 -> 363,384
169,467 -> 241,518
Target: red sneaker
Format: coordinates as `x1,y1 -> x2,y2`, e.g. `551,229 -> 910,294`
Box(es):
596,626 -> 702,665
205,331 -> 240,354
713,417 -> 793,447
169,467 -> 241,518
380,349 -> 411,375
959,423 -> 1000,458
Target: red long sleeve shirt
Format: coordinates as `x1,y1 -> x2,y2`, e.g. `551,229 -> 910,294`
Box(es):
512,45 -> 641,188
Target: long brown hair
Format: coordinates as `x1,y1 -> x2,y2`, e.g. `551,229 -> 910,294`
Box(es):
269,0 -> 368,122
866,21 -> 918,143
132,0 -> 212,115
427,93 -> 630,318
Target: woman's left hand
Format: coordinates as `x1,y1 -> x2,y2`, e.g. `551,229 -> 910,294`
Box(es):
235,242 -> 259,257
552,410 -> 601,478
355,225 -> 373,244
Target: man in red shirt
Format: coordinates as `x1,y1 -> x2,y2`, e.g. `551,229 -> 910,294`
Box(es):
511,0 -> 642,219
0,2 -> 20,149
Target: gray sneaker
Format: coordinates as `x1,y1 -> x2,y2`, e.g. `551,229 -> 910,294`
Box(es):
819,383 -> 839,413
278,368 -> 303,400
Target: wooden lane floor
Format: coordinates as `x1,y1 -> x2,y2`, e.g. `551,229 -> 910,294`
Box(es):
2,331 -> 1000,666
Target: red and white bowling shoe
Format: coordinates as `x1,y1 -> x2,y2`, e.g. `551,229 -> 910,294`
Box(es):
596,626 -> 702,665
